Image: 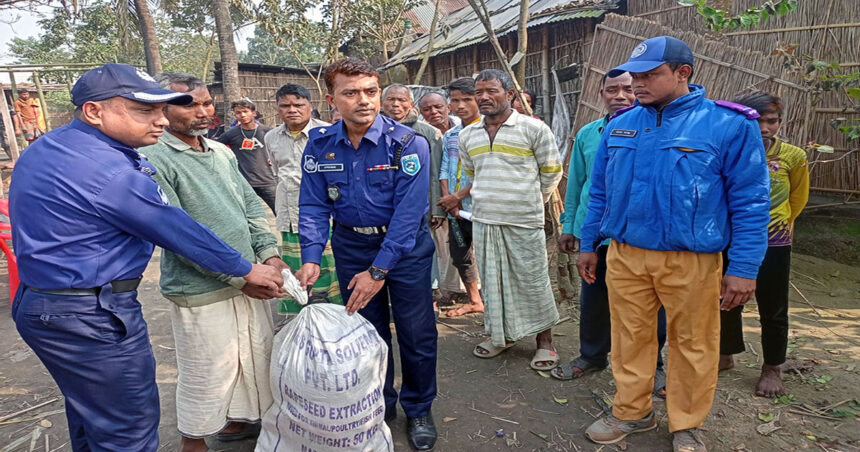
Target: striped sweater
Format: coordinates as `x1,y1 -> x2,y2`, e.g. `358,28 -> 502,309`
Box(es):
459,110 -> 562,229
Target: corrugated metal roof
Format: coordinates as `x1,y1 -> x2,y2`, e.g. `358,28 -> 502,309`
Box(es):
384,0 -> 617,68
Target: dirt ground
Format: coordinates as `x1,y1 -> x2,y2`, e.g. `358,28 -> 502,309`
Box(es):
1,205 -> 858,452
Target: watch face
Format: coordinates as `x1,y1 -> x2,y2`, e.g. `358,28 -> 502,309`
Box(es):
370,267 -> 385,280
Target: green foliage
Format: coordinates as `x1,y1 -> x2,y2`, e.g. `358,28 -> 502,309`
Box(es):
8,1 -> 218,82
773,393 -> 797,404
240,25 -> 324,67
677,0 -> 797,32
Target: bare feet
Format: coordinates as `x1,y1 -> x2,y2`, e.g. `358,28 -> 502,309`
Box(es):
179,436 -> 208,452
755,364 -> 785,397
446,302 -> 484,318
719,354 -> 735,371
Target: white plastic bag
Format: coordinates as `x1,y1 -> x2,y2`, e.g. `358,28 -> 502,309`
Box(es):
256,303 -> 393,452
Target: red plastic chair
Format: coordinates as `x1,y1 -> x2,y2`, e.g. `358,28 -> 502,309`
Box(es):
0,199 -> 18,305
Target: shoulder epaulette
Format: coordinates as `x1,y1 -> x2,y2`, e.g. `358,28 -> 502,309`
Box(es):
715,100 -> 760,119
609,105 -> 636,120
309,125 -> 335,141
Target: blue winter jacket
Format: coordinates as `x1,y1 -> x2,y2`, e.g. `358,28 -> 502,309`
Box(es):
580,85 -> 770,279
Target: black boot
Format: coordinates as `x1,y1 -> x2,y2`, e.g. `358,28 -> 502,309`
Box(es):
407,414 -> 437,450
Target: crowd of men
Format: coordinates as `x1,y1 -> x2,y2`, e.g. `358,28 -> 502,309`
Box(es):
8,33 -> 809,452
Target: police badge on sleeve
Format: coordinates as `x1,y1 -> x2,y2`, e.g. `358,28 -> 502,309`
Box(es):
303,155 -> 318,173
400,154 -> 420,176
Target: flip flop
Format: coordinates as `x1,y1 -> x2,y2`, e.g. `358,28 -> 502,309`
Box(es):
530,348 -> 560,371
550,356 -> 606,381
472,339 -> 515,358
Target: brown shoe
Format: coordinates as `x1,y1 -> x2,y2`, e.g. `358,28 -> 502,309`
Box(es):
673,428 -> 707,452
585,411 -> 657,444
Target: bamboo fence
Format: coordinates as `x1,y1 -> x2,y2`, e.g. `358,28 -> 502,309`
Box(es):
626,0 -> 860,192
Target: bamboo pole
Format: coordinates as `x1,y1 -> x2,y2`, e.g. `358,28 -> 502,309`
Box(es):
724,22 -> 860,36
33,71 -> 50,131
541,26 -> 550,124
0,87 -> 21,161
464,0 -> 532,116
816,0 -> 836,61
7,71 -> 27,150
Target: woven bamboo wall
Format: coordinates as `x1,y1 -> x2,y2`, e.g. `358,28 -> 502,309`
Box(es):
626,0 -> 860,192
210,67 -> 327,127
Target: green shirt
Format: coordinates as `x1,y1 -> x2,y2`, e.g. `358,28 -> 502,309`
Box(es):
562,116 -> 608,241
140,131 -> 280,307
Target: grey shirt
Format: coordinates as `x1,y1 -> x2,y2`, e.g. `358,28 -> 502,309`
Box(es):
218,124 -> 277,187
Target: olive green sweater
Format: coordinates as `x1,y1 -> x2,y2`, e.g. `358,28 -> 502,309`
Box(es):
140,131 -> 280,307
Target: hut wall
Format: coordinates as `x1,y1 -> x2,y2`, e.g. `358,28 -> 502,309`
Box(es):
210,68 -> 326,127
400,17 -> 599,121
627,0 -> 860,192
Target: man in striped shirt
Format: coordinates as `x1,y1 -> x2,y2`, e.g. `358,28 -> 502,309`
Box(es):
459,69 -> 563,371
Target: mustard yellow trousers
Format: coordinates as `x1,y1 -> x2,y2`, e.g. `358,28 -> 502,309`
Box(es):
606,242 -> 722,432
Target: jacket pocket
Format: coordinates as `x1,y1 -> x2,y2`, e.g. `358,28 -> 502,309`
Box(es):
604,138 -> 636,232
662,139 -> 719,250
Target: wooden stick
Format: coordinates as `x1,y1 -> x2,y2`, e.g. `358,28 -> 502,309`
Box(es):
437,321 -> 479,337
724,22 -> 860,37
789,281 -> 822,317
0,398 -> 60,423
0,409 -> 66,425
468,403 -> 520,425
788,409 -> 843,421
820,398 -> 852,413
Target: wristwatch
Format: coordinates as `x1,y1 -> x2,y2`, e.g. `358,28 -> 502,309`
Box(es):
368,266 -> 388,281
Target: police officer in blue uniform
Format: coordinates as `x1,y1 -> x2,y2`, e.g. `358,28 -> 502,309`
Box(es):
296,58 -> 438,451
9,63 -> 284,452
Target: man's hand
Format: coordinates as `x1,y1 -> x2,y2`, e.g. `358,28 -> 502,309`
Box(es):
558,234 -> 579,254
437,193 -> 461,213
264,256 -> 289,272
345,271 -> 385,315
243,263 -> 284,291
576,252 -> 599,285
295,263 -> 321,289
430,216 -> 446,230
720,274 -> 756,311
241,283 -> 284,300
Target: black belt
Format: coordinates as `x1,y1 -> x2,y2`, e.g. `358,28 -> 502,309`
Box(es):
29,277 -> 142,296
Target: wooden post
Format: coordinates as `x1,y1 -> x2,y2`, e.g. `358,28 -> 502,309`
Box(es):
429,59 -> 436,86
33,71 -> 51,131
541,27 -> 551,124
0,88 -> 21,161
465,0 -> 532,115
450,53 -> 456,81
472,46 -> 479,74
8,71 -> 27,150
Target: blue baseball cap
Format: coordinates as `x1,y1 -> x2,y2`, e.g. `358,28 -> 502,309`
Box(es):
607,36 -> 694,78
71,63 -> 192,106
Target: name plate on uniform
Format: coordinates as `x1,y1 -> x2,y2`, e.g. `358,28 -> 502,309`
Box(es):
317,163 -> 344,172
610,129 -> 638,138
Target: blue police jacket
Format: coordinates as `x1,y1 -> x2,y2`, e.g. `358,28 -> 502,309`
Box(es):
9,119 -> 253,289
299,114 -> 430,271
580,85 -> 770,279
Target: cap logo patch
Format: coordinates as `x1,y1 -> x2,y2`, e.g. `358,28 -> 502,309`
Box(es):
631,43 -> 647,59
136,69 -> 156,82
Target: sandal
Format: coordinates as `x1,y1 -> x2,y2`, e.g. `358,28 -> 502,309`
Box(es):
550,356 -> 606,381
473,339 -> 515,358
446,303 -> 484,318
530,348 -> 560,371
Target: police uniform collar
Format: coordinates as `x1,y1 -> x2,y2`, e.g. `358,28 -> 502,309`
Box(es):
638,84 -> 705,117
334,113 -> 386,147
68,118 -> 142,159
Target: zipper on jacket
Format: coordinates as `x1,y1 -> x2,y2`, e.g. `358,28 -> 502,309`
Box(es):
656,110 -> 663,127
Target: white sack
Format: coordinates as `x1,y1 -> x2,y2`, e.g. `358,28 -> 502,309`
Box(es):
256,303 -> 392,452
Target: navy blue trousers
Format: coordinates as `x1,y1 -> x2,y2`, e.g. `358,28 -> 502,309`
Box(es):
580,245 -> 667,369
13,285 -> 159,452
331,221 -> 437,418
